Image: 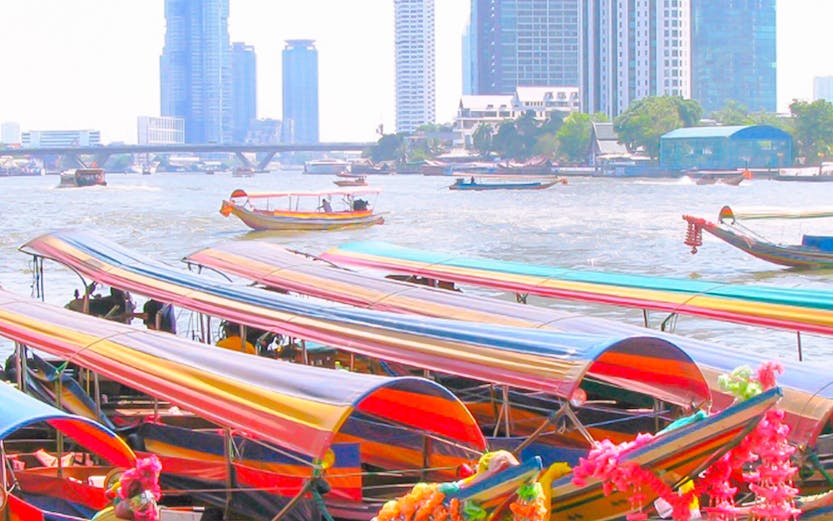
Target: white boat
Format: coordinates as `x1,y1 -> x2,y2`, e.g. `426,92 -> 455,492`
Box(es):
304,158 -> 349,175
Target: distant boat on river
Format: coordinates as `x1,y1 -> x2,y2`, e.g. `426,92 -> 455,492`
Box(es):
57,168 -> 106,188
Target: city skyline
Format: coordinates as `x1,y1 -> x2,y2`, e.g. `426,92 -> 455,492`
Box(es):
1,1 -> 831,144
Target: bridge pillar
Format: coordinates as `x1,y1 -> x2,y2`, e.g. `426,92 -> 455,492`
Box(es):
64,154 -> 88,169
256,152 -> 277,172
234,152 -> 255,170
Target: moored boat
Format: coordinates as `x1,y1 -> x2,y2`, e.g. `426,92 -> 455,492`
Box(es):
58,168 -> 107,188
683,205 -> 833,269
219,188 -> 385,231
304,158 -> 350,175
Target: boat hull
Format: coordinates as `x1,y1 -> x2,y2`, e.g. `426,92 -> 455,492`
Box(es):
449,180 -> 560,191
221,201 -> 384,231
695,220 -> 833,269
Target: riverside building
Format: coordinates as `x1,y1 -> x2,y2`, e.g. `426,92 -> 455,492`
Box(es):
394,0 -> 436,133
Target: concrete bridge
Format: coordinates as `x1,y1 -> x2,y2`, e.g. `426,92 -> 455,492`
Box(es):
2,142 -> 374,171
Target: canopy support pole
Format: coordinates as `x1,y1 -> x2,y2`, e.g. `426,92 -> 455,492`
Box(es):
642,309 -> 649,328
94,372 -> 102,418
301,339 -> 309,365
270,479 -> 313,521
31,255 -> 45,301
512,402 -> 570,457
239,324 -> 248,353
796,331 -> 803,361
224,428 -> 234,519
14,343 -> 26,392
55,366 -> 64,479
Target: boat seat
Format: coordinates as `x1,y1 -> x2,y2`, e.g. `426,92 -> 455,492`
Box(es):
802,235 -> 833,251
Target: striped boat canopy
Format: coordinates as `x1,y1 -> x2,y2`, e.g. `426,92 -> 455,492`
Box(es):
321,241 -> 833,336
0,288 -> 486,463
0,379 -> 135,468
185,241 -> 833,447
230,188 -> 381,199
20,231 -> 709,408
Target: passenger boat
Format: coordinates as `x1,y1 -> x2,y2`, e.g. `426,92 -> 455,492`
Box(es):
219,188 -> 385,231
683,205 -> 833,269
321,240 -> 833,337
232,166 -> 255,177
333,175 -> 367,187
20,230 -> 788,521
449,175 -> 566,191
0,378 -> 179,520
58,168 -> 107,188
694,170 -> 751,186
186,240 -> 833,451
304,158 -> 350,175
0,287 -> 487,521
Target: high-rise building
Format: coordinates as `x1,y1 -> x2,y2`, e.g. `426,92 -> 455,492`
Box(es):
691,0 -> 776,114
1,122 -> 21,145
232,42 -> 257,143
22,129 -> 101,148
814,77 -> 833,104
160,0 -> 232,144
394,0 -> 436,133
581,0 -> 691,119
137,116 -> 186,145
281,39 -> 319,144
465,0 -> 580,96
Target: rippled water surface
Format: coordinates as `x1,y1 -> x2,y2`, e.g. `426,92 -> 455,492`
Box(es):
2,171 -> 832,362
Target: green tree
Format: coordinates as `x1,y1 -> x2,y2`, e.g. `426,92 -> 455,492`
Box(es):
789,99 -> 833,163
472,123 -> 493,158
369,134 -> 405,163
711,100 -> 754,126
614,96 -> 704,158
555,112 -> 608,163
492,121 -> 521,159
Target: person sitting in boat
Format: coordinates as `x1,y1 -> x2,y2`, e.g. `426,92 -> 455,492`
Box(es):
216,321 -> 257,355
353,198 -> 368,211
320,198 -> 333,213
140,299 -> 176,334
470,176 -> 476,184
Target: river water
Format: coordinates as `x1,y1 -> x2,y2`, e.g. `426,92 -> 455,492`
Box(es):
1,170 -> 832,363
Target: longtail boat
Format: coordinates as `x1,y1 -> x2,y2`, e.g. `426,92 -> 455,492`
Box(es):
0,288 -> 487,520
320,240 -> 833,337
0,381 -> 138,520
683,205 -> 833,269
184,241 -> 833,453
17,231 -> 785,520
449,175 -> 565,191
220,188 -> 384,231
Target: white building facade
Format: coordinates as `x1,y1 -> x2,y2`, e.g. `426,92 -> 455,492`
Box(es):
454,86 -> 580,148
22,129 -> 101,148
581,0 -> 690,119
394,0 -> 436,133
137,116 -> 186,145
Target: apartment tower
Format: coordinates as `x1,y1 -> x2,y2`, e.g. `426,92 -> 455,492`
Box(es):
231,42 -> 257,143
581,0 -> 691,119
281,39 -> 319,144
394,0 -> 436,133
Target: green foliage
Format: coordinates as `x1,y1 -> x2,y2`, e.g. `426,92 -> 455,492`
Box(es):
369,134 -> 405,163
472,123 -> 493,158
614,96 -> 704,158
555,112 -> 607,163
711,100 -> 754,126
789,99 -> 833,162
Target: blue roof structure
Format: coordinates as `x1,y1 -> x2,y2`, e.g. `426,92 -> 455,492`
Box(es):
662,125 -> 790,140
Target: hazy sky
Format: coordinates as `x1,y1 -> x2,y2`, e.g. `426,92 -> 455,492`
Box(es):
0,1 -> 829,143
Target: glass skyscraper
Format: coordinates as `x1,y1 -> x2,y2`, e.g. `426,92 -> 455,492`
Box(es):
231,42 -> 257,144
465,0 -> 580,96
160,0 -> 232,144
691,0 -> 776,114
281,40 -> 319,144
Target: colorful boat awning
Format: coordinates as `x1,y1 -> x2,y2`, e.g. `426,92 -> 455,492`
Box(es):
321,241 -> 833,336
0,379 -> 136,468
186,241 -> 833,447
21,231 -> 709,408
0,288 -> 486,463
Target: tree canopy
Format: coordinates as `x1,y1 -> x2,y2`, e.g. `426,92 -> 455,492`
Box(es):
789,99 -> 833,162
614,96 -> 703,158
556,112 -> 608,163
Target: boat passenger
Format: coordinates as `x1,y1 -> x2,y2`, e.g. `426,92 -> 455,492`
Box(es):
321,199 -> 333,213
353,198 -> 368,211
470,176 -> 476,184
216,322 -> 257,355
141,299 -> 177,333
